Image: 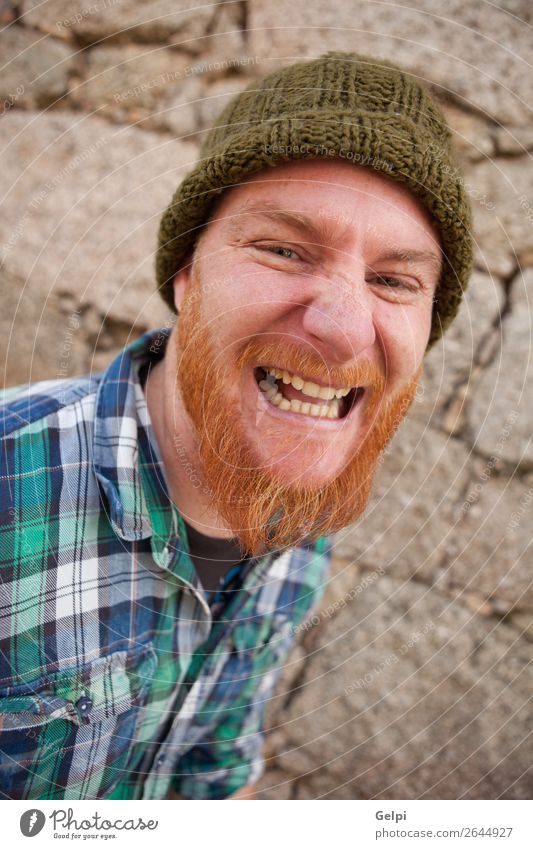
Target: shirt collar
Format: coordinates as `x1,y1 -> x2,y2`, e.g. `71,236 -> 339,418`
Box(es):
93,326 -> 176,546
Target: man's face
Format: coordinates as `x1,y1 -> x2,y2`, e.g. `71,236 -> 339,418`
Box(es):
173,158 -> 441,553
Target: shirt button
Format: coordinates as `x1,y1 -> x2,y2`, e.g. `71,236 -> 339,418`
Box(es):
75,695 -> 93,716
156,755 -> 165,767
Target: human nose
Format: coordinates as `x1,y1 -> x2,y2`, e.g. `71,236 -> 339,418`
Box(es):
299,270 -> 376,364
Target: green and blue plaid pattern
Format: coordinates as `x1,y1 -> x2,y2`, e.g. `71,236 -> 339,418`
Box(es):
0,328 -> 331,800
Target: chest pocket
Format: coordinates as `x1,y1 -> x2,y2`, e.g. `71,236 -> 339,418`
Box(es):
0,642 -> 157,800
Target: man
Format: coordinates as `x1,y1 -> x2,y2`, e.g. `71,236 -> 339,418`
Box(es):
0,52 -> 472,800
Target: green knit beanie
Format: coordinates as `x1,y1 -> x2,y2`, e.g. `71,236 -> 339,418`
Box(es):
156,51 -> 473,348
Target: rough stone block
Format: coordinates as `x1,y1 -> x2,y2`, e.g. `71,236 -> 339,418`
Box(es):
0,26 -> 75,109
259,577 -> 532,798
21,0 -> 215,46
469,270 -> 533,469
0,111 -> 185,364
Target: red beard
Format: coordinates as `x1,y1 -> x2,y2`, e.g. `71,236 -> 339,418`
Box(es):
175,275 -> 420,556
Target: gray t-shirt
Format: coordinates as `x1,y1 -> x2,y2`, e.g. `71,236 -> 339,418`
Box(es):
182,518 -> 248,596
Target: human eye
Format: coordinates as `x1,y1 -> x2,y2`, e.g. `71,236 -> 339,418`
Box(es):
367,274 -> 421,298
256,244 -> 301,260
375,275 -> 411,289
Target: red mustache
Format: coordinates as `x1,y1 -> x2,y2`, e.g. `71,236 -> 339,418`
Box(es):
235,339 -> 386,395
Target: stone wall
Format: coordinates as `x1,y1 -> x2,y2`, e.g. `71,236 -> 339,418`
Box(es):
1,0 -> 531,799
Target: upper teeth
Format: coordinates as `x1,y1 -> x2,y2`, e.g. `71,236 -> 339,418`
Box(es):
266,368 -> 351,400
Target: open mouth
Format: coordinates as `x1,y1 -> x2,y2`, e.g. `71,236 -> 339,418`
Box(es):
254,366 -> 364,420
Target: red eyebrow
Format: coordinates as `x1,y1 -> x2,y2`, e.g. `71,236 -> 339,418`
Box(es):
373,249 -> 442,274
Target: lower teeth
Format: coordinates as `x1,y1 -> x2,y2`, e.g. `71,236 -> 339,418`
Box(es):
258,378 -> 341,419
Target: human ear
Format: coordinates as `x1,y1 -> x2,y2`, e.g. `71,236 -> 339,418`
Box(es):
172,255 -> 193,312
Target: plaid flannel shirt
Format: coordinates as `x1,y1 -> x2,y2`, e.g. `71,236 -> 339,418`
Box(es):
0,327 -> 331,800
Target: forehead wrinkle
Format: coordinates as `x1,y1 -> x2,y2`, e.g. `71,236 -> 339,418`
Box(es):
223,199 -> 355,249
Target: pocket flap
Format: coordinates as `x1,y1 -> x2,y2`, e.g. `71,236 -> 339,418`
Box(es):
0,643 -> 157,729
